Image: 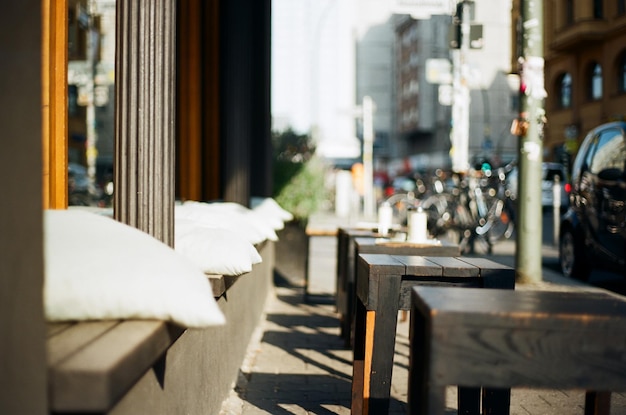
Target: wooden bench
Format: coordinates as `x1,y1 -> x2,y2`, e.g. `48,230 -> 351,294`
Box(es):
47,240 -> 274,415
409,286 -> 626,415
47,320 -> 184,412
351,254 -> 515,415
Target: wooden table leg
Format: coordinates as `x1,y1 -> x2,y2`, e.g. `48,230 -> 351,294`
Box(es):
481,387 -> 511,415
408,305 -> 448,415
352,275 -> 401,414
303,233 -> 311,302
367,274 -> 402,414
352,299 -> 367,414
584,391 -> 612,415
344,280 -> 355,349
458,387 -> 481,415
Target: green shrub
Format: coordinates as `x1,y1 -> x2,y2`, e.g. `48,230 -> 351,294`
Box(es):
274,157 -> 327,225
272,129 -> 328,225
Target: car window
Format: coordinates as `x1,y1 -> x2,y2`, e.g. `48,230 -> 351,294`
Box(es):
583,137 -> 598,173
544,168 -> 565,182
590,128 -> 625,175
571,132 -> 596,183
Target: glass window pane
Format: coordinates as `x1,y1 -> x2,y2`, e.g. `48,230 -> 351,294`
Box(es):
591,63 -> 603,100
561,73 -> 572,108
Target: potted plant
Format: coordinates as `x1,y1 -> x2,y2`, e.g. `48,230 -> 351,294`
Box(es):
272,129 -> 329,286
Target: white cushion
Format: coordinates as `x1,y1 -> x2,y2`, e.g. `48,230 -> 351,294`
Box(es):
175,217 -> 262,276
251,197 -> 294,230
44,209 -> 225,328
175,201 -> 278,244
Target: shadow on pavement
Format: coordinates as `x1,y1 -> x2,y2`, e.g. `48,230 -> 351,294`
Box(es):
232,287 -> 414,414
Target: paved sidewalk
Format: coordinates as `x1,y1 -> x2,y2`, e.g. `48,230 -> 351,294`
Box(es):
220,213 -> 626,414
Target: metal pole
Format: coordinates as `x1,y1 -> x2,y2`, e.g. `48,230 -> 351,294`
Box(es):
450,0 -> 470,173
515,0 -> 545,283
552,176 -> 561,246
362,96 -> 375,219
86,3 -> 98,191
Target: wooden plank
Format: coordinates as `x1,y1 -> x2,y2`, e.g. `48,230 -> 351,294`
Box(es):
356,238 -> 460,257
457,257 -> 515,289
47,322 -> 73,338
47,321 -> 119,366
358,253 -> 406,271
49,320 -> 183,412
421,256 -> 480,278
412,287 -> 626,390
393,255 -> 442,276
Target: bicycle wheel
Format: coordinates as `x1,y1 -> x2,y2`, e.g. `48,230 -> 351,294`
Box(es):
420,193 -> 452,238
476,198 -> 515,242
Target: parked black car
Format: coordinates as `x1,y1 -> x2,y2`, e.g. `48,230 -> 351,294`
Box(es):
559,121 -> 626,280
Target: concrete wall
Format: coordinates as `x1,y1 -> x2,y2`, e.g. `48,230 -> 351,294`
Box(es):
109,241 -> 275,415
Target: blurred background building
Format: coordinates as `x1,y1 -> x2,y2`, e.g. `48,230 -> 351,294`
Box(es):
65,0 -> 626,202
539,0 -> 626,172
272,0 -> 520,179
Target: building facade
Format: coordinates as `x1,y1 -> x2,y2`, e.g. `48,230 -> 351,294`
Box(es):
543,0 -> 626,168
2,1 -> 273,412
390,0 -> 519,175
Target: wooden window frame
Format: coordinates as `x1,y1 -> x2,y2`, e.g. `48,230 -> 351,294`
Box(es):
42,0 -> 68,209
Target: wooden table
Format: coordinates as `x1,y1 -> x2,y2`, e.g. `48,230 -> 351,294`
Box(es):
351,254 -> 515,415
336,237 -> 460,348
409,286 -> 626,415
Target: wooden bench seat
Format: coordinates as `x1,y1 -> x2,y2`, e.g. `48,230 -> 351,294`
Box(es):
46,272 -> 231,413
208,274 -> 240,298
46,239 -> 275,415
47,320 -> 184,412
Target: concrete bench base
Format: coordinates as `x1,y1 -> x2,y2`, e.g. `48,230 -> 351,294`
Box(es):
47,241 -> 274,415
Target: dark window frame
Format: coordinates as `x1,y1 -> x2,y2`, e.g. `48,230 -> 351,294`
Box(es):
618,51 -> 626,93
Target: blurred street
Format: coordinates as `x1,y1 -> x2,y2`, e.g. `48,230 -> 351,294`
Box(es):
221,208 -> 626,414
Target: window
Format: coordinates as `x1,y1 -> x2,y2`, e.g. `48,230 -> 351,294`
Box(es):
619,52 -> 626,93
593,0 -> 603,18
590,62 -> 603,100
565,0 -> 574,24
558,72 -> 572,108
619,0 -> 626,15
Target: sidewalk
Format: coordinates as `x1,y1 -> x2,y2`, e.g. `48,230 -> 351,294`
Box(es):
220,212 -> 626,414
